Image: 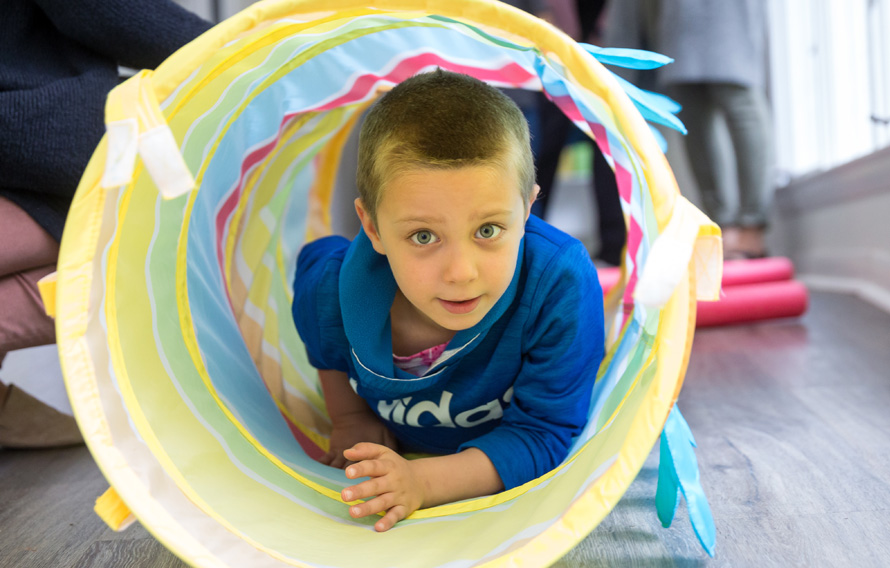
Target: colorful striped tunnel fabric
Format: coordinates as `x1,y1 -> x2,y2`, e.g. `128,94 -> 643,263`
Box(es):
54,1 -> 723,566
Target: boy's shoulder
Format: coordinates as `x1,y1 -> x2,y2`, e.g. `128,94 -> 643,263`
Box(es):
295,235 -> 352,281
523,214 -> 590,265
519,215 -> 601,307
292,235 -> 354,371
297,234 -> 352,265
293,235 -> 352,301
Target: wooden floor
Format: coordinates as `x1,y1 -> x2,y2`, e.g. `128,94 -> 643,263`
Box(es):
2,290 -> 889,567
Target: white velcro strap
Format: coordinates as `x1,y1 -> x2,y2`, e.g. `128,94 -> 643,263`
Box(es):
138,125 -> 195,199
100,70 -> 194,199
102,118 -> 139,189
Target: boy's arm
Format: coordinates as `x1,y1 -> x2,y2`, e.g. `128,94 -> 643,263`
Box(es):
341,444 -> 503,532
318,370 -> 397,468
460,239 -> 604,488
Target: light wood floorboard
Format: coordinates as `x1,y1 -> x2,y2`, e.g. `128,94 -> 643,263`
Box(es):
2,291 -> 888,567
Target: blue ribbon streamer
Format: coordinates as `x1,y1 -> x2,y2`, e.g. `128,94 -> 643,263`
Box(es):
580,44 -> 674,70
656,405 -> 717,557
612,75 -> 686,134
580,43 -> 685,134
533,49 -> 686,141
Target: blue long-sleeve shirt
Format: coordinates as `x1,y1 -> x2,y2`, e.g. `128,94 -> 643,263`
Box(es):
292,215 -> 604,489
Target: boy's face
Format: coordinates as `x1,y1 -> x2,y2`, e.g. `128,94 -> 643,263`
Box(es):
356,165 -> 535,333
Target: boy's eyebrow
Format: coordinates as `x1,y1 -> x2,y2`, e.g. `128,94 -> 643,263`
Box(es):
393,209 -> 515,225
472,208 -> 514,220
394,215 -> 446,225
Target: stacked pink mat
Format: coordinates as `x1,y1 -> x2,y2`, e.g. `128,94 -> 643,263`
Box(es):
598,257 -> 809,327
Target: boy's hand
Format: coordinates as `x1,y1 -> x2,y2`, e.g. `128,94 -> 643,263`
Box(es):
316,369 -> 397,469
320,414 -> 397,469
341,443 -> 426,532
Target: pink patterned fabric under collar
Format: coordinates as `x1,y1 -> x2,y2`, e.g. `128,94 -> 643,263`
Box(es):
393,343 -> 448,377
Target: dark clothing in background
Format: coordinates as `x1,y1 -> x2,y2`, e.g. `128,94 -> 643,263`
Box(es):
533,0 -> 625,265
605,0 -> 772,230
577,0 -> 607,40
0,0 -> 212,241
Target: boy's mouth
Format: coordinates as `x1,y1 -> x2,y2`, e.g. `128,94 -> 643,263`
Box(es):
438,296 -> 481,315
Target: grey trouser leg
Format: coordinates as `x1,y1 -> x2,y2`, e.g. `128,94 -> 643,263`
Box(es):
671,82 -> 773,227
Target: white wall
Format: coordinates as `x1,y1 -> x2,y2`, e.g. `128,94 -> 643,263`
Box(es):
767,0 -> 890,181
770,147 -> 890,311
765,0 -> 890,312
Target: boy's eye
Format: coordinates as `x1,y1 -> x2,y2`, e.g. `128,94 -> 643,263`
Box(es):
475,224 -> 502,239
410,230 -> 439,245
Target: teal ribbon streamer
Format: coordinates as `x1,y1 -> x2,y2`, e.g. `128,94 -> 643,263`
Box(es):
656,405 -> 716,557
580,44 -> 685,135
612,74 -> 686,134
580,44 -> 674,70
533,48 -> 686,146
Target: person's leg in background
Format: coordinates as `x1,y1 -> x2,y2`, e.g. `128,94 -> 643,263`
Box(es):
670,83 -> 741,252
0,196 -> 58,358
531,93 -> 573,220
533,95 -> 627,265
591,142 -> 625,266
578,0 -> 626,265
713,82 -> 773,257
0,195 -> 82,448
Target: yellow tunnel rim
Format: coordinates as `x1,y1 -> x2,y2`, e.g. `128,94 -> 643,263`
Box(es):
55,1 -> 698,566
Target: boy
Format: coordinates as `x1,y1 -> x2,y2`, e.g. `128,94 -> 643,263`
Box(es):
292,69 -> 604,531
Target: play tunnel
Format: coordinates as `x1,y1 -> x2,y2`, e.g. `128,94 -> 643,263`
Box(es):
46,1 -> 722,565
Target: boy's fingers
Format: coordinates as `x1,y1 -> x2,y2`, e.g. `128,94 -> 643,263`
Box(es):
345,457 -> 392,480
342,475 -> 390,502
375,505 -> 407,532
348,493 -> 394,519
319,448 -> 354,469
343,442 -> 388,461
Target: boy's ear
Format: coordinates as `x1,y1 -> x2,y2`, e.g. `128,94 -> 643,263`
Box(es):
526,184 -> 540,221
354,198 -> 386,255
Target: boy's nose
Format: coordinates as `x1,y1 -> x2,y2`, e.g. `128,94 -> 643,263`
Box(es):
443,244 -> 478,284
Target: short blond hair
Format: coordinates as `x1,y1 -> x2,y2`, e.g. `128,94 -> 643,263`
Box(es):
356,69 -> 535,223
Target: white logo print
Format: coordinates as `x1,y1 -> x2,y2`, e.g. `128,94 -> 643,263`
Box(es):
375,387 -> 514,428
